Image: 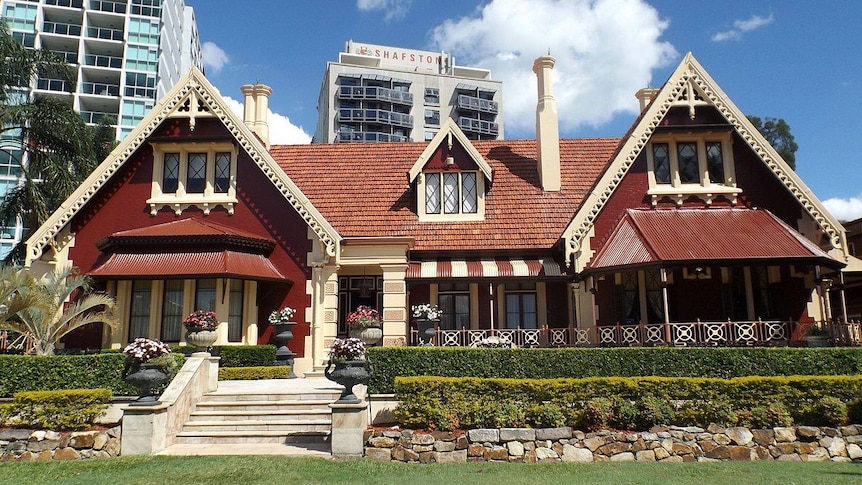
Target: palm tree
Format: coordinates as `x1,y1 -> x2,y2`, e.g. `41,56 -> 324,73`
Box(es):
1,23 -> 117,263
0,266 -> 118,355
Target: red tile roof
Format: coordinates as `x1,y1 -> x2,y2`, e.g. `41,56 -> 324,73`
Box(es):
586,208 -> 843,273
271,138 -> 620,251
89,250 -> 287,282
97,218 -> 275,253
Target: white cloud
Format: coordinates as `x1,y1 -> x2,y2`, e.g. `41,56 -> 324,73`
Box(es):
356,0 -> 412,21
712,14 -> 774,42
431,0 -> 676,135
201,41 -> 229,73
824,195 -> 862,222
223,96 -> 311,145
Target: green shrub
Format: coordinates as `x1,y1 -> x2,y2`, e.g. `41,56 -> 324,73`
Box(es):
525,403 -> 567,428
367,347 -> 862,394
219,366 -> 292,380
218,345 -> 277,367
848,399 -> 862,424
393,375 -> 862,430
804,397 -> 848,426
4,388 -> 112,430
637,395 -> 674,429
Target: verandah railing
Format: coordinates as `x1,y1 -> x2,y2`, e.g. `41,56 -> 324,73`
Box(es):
408,320 -> 862,347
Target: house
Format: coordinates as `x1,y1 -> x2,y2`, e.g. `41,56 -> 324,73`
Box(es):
24,53 -> 855,376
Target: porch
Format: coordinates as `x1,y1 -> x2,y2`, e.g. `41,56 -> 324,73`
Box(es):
408,320 -> 862,347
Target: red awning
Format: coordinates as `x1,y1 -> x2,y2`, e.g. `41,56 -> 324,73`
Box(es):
586,208 -> 843,274
407,259 -> 566,279
89,250 -> 288,282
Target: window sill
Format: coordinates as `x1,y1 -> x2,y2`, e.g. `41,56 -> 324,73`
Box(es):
147,195 -> 237,215
418,212 -> 485,223
647,184 -> 741,206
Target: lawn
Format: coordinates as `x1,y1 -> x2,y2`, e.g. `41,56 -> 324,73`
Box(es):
0,456 -> 860,485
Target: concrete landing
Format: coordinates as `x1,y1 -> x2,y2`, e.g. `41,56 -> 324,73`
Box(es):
158,442 -> 331,457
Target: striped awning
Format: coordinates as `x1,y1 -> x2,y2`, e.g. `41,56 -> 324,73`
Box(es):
407,259 -> 566,279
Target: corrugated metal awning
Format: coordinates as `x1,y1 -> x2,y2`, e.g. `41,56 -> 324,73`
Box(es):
407,259 -> 565,279
585,208 -> 844,274
89,250 -> 289,282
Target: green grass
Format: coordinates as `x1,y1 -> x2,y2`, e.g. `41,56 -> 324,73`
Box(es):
0,456 -> 860,485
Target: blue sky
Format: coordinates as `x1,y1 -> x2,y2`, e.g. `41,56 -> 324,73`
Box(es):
190,0 -> 862,220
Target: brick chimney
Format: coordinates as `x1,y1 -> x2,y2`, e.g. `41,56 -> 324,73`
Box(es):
240,83 -> 272,149
635,87 -> 660,112
533,55 -> 560,192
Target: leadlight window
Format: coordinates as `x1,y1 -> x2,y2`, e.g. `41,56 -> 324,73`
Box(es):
646,134 -> 738,205
186,153 -> 206,193
438,283 -> 470,331
706,142 -> 724,184
425,173 -> 441,214
160,280 -> 184,342
163,153 -> 179,193
214,152 -> 231,192
195,279 -> 216,312
678,142 -> 699,183
150,143 -> 237,215
653,144 -> 670,183
424,171 -> 479,215
505,282 -> 537,329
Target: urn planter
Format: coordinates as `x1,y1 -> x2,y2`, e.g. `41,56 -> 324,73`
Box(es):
186,328 -> 217,351
349,325 -> 383,346
324,359 -> 372,403
124,362 -> 169,405
416,319 -> 439,346
272,321 -> 297,377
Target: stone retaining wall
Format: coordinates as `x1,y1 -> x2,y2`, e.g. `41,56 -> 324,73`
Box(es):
0,427 -> 121,461
365,424 -> 862,463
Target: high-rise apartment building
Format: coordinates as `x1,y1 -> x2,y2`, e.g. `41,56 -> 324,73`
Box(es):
0,0 -> 203,258
314,40 -> 503,144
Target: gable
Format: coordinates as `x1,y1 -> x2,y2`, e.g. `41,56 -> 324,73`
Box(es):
407,118 -> 492,182
564,52 -> 847,270
25,69 -> 340,266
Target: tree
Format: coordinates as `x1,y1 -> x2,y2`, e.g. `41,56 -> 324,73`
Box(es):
1,23 -> 117,263
747,115 -> 799,170
0,266 -> 118,355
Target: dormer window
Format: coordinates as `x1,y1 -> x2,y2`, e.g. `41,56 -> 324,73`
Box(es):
419,170 -> 484,221
646,133 -> 740,206
148,142 -> 238,215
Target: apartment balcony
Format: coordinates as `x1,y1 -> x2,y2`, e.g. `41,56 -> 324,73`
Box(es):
337,108 -> 413,128
89,0 -> 127,14
337,131 -> 409,143
44,0 -> 84,8
83,54 -> 122,69
54,50 -> 79,64
42,21 -> 83,37
457,94 -> 498,114
35,78 -> 74,93
337,86 -> 413,106
80,81 -> 120,97
86,26 -> 123,42
458,117 -> 499,136
80,110 -> 116,124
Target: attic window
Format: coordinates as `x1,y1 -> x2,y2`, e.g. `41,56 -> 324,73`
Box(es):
646,133 -> 741,206
147,142 -> 238,216
419,171 -> 484,222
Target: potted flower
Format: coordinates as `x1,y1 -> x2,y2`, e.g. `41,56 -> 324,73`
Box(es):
412,303 -> 442,345
324,337 -> 371,402
347,305 -> 383,346
804,323 -> 831,347
183,310 -> 220,352
268,306 -> 297,368
122,338 -> 172,405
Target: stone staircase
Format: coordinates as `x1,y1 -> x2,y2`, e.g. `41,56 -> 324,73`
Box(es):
174,379 -> 342,446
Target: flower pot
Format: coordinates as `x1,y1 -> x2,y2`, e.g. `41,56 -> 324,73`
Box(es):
324,359 -> 371,403
272,322 -> 297,376
804,335 -> 830,347
349,325 -> 383,346
124,362 -> 169,405
186,328 -> 217,351
416,319 -> 438,346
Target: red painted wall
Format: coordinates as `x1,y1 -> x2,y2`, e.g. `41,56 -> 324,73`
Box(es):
67,119 -> 313,355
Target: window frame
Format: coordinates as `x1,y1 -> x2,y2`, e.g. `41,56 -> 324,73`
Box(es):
418,170 -> 484,222
645,133 -> 740,206
148,142 -> 238,215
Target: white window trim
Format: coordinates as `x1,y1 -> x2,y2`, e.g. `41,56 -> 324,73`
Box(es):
417,170 -> 485,222
148,141 -> 238,215
646,133 -> 740,206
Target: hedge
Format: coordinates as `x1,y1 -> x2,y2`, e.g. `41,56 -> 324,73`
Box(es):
367,346 -> 862,393
0,353 -> 185,397
218,345 -> 277,367
393,375 -> 862,431
1,388 -> 112,430
219,366 -> 292,380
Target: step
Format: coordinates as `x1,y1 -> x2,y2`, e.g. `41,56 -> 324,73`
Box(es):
201,392 -> 341,402
180,420 -> 331,433
188,409 -> 331,421
174,430 -> 330,445
193,399 -> 335,412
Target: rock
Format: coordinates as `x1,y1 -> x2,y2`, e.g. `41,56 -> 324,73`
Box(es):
805,448 -> 830,462
839,425 -> 859,436
26,440 -> 61,453
536,427 -> 572,441
434,440 -> 455,452
819,436 -> 833,448
93,433 -> 108,451
484,446 -> 509,461
0,429 -> 31,441
654,447 -> 670,460
30,431 -> 47,442
641,432 -> 659,442
699,441 -> 719,454
661,455 -> 684,463
536,440 -> 552,449
610,452 -> 635,462
671,443 -> 693,455
382,430 -> 402,438
683,426 -> 705,433
773,427 -> 796,443
726,427 -> 753,446
535,447 -> 559,460
414,445 -> 433,452
435,450 -> 467,463
636,450 -> 656,462
583,436 -> 607,451
412,434 -> 435,446
777,454 -> 801,461
506,441 -> 524,457
524,450 -> 537,464
53,448 -> 80,460
706,446 -> 730,460
391,445 -> 419,462
631,438 -> 646,452
552,442 -> 564,457
523,441 -> 535,451
661,438 -> 674,452
707,424 -> 725,434
755,446 -> 772,460
500,428 -> 536,442
36,450 -> 53,460
847,436 -> 862,444
728,446 -> 752,461
418,451 -> 435,464
467,444 -> 485,457
797,426 -> 820,439
751,429 -> 774,446
827,438 -> 847,457
598,442 -> 631,455
775,443 -> 796,455
368,436 -> 396,448
823,428 -> 839,438
847,443 -> 862,460
365,448 -> 391,461
467,429 -> 499,444
69,432 -> 97,450
713,434 -> 731,445
455,436 -> 468,450
562,444 -> 593,463
832,456 -> 852,463
431,431 -> 456,441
